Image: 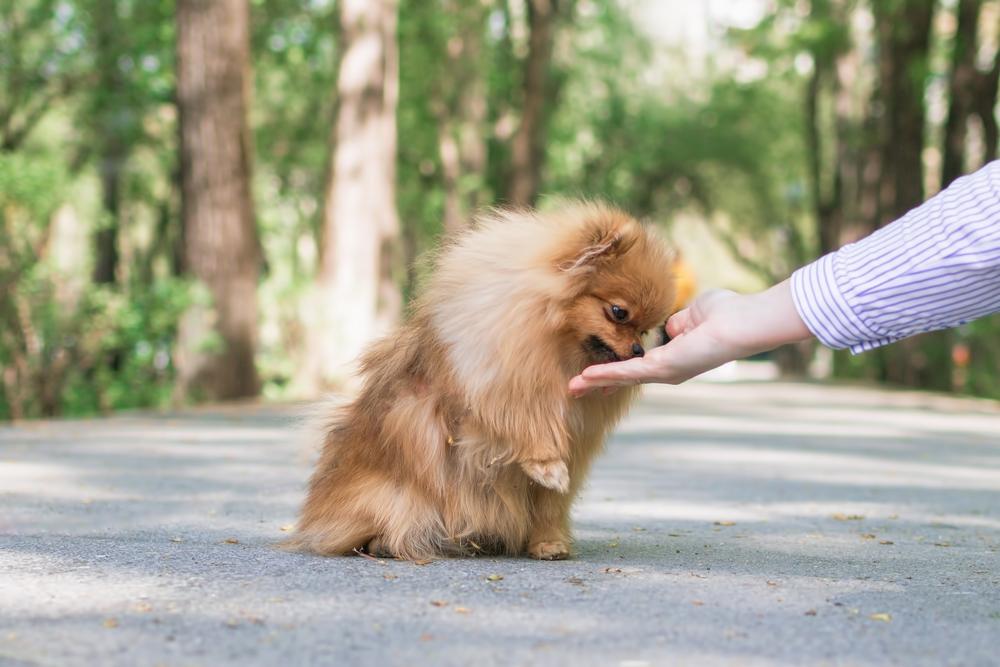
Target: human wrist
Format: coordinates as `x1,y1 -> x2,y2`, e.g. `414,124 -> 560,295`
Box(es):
742,279 -> 813,354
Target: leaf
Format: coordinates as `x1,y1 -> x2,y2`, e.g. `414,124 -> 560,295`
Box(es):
869,613 -> 892,622
430,600 -> 448,607
102,618 -> 119,629
879,540 -> 894,545
691,600 -> 704,606
804,609 -> 817,616
933,542 -> 952,547
714,521 -> 736,526
831,513 -> 865,521
861,533 -> 876,540
133,602 -> 153,613
223,537 -> 239,544
606,540 -> 619,548
485,574 -> 503,582
454,606 -> 471,614
279,525 -> 294,532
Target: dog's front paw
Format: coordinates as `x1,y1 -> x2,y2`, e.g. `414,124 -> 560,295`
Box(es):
520,459 -> 569,493
528,540 -> 571,560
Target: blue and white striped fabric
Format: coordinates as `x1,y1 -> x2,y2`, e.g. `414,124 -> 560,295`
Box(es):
791,160 -> 1000,353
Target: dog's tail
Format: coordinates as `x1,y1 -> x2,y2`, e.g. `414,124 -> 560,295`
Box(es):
278,519 -> 376,556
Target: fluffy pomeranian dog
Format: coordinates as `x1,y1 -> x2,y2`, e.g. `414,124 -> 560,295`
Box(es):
286,202 -> 675,560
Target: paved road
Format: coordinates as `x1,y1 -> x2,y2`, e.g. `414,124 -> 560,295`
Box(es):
2,380 -> 999,666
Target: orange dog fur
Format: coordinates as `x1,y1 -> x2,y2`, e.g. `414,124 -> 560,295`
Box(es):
286,202 -> 675,560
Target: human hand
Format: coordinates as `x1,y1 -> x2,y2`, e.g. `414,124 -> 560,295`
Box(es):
568,280 -> 812,396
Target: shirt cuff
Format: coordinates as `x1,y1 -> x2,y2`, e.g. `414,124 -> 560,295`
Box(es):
790,253 -> 900,354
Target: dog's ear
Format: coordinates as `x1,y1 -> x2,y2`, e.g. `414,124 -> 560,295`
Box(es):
559,223 -> 636,273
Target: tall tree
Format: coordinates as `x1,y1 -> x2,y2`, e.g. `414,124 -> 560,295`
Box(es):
90,0 -> 127,284
434,0 -> 490,233
872,0 -> 935,225
942,0 -> 982,187
176,0 -> 261,400
306,0 -> 401,390
871,0 -> 945,389
507,0 -> 565,206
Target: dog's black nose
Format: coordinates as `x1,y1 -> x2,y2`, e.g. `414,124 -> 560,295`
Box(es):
632,343 -> 645,357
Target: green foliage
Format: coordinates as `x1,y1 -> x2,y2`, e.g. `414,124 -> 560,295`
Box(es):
1,0 -> 998,417
0,153 -> 193,419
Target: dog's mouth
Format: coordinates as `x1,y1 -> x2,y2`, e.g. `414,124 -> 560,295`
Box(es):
584,335 -> 621,363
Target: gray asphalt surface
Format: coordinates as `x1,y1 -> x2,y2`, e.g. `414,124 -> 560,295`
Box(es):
2,380 -> 999,666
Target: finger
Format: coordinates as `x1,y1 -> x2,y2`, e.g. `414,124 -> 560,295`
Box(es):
580,355 -> 651,383
666,308 -> 692,339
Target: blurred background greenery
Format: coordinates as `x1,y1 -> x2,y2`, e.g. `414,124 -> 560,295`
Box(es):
1,0 -> 998,420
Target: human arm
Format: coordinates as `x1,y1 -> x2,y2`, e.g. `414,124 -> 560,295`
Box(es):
569,160 -> 1000,395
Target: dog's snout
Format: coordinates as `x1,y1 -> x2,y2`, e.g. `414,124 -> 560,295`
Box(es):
631,342 -> 645,358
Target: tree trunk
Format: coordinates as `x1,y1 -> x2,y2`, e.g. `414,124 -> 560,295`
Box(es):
942,0 -> 981,188
175,0 -> 261,401
436,0 -> 489,234
507,0 -> 558,207
305,0 -> 401,391
873,0 -> 934,226
871,0 -> 948,390
92,0 -> 125,285
974,38 -> 1000,163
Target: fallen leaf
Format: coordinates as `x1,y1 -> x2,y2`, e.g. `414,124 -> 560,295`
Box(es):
606,540 -> 620,548
383,574 -> 398,581
804,609 -> 817,616
412,559 -> 432,566
103,618 -> 119,629
133,602 -> 153,613
279,525 -> 294,532
430,600 -> 448,607
869,613 -> 892,622
714,521 -> 736,527
766,581 -> 779,587
933,542 -> 952,547
169,537 -> 184,543
454,606 -> 471,614
861,533 -> 877,540
566,576 -> 585,586
832,513 -> 865,521
879,540 -> 894,545
667,533 -> 682,537
419,633 -> 434,641
486,574 -> 504,582
691,600 -> 704,606
223,538 -> 239,544
603,567 -> 622,574
632,526 -> 646,532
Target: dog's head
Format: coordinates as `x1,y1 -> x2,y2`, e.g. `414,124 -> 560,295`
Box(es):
552,204 -> 676,366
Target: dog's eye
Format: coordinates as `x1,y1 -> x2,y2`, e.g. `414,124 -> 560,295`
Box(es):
610,305 -> 629,322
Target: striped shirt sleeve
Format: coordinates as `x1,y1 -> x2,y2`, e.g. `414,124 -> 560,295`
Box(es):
790,160 -> 1000,354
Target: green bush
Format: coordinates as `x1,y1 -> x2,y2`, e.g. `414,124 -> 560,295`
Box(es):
0,153 -> 194,419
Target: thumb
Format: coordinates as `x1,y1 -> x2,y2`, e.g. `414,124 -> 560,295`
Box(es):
665,307 -> 693,339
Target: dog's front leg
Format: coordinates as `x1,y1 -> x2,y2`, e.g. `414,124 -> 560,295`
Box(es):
527,484 -> 573,559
